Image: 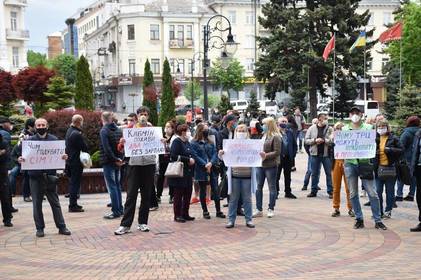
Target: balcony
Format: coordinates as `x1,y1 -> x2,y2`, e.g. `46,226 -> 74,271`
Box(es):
6,29 -> 29,40
169,39 -> 194,49
3,0 -> 27,6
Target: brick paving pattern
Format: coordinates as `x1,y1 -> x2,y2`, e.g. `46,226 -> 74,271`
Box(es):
1,153 -> 420,279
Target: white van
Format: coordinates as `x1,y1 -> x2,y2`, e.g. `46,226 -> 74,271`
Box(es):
230,99 -> 249,112
354,100 -> 380,118
259,100 -> 279,116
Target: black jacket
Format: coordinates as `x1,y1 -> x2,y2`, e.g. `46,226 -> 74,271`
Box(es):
374,133 -> 403,172
410,129 -> 421,175
99,123 -> 123,166
167,137 -> 196,187
65,126 -> 89,168
0,127 -> 12,166
217,126 -> 234,151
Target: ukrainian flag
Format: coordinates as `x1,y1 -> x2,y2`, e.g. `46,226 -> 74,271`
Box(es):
349,31 -> 366,52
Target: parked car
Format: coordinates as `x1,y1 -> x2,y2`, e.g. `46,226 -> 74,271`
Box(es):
230,99 -> 249,112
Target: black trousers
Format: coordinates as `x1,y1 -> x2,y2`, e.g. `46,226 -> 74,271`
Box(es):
68,164 -> 83,207
416,166 -> 421,222
0,167 -> 12,223
151,161 -> 168,207
276,155 -> 293,195
172,178 -> 192,219
120,165 -> 155,227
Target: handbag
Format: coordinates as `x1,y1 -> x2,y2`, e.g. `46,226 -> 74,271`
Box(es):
357,160 -> 374,180
396,160 -> 411,185
80,151 -> 92,168
377,165 -> 397,180
219,172 -> 228,199
164,157 -> 184,178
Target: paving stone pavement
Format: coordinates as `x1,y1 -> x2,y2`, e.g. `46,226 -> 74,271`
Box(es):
1,153 -> 420,280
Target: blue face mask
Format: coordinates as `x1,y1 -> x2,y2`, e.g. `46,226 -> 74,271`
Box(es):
232,123 -> 238,130
279,123 -> 288,129
262,125 -> 268,133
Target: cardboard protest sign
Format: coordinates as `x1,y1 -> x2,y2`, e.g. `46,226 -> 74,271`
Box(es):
334,130 -> 376,159
123,127 -> 165,157
222,139 -> 264,167
21,140 -> 66,170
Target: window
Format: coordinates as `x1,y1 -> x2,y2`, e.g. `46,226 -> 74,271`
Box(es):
245,35 -> 255,49
245,58 -> 255,71
178,59 -> 185,75
186,25 -> 193,40
368,13 -> 374,25
10,12 -> 17,31
177,25 -> 184,45
246,11 -> 255,25
383,12 -> 392,25
151,59 -> 160,74
150,24 -> 160,40
228,11 -> 236,24
367,60 -> 373,71
129,59 -> 136,75
169,25 -> 175,40
12,47 -> 19,68
382,57 -> 389,70
127,24 -> 135,40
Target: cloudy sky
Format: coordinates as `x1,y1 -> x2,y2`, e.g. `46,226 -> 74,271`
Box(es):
26,0 -> 91,53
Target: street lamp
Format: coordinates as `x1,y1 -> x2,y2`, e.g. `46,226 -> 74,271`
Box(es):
190,52 -> 204,119
203,14 -> 238,121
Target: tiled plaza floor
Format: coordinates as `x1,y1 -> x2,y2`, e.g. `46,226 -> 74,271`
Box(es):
1,153 -> 420,279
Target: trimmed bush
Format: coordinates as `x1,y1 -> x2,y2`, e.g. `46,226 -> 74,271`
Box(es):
43,110 -> 102,154
91,150 -> 101,168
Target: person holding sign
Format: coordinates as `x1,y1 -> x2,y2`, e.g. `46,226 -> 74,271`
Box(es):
191,123 -> 225,220
18,118 -> 71,238
253,117 -> 282,219
343,107 -> 387,230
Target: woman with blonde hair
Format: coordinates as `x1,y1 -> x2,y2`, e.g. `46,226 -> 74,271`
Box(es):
253,117 -> 282,218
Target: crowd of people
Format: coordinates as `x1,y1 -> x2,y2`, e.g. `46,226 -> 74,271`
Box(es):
0,104 -> 421,238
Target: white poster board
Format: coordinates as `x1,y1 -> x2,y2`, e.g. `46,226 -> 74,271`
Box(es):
334,130 -> 376,159
21,140 -> 66,170
222,139 -> 265,167
123,127 -> 165,157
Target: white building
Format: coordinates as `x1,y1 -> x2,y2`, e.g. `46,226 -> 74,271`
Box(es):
0,0 -> 29,73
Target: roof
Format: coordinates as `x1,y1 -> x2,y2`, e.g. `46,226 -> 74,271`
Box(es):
143,0 -> 214,13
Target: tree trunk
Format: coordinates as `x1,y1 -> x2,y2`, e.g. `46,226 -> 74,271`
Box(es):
309,67 -> 318,119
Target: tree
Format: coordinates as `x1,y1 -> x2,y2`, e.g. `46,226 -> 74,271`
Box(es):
75,55 -> 94,111
255,0 -> 374,118
383,60 -> 401,119
142,59 -> 158,125
246,90 -> 260,115
218,94 -> 233,116
184,79 -> 203,103
199,94 -> 220,109
209,58 -> 245,95
51,54 -> 77,85
0,70 -> 17,115
158,59 -> 176,127
27,50 -> 48,67
43,76 -> 75,111
395,85 -> 421,123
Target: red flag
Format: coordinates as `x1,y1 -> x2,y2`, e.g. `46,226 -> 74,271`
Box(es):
323,35 -> 335,62
379,22 -> 403,43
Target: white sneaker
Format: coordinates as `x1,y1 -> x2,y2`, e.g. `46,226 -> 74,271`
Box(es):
149,206 -> 159,211
114,226 -> 130,235
137,224 -> 150,232
267,209 -> 275,218
252,210 -> 263,218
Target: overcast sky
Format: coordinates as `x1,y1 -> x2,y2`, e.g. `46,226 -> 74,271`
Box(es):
26,0 -> 92,53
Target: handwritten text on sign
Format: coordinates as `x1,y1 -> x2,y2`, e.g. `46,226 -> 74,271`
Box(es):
334,130 -> 376,159
123,127 -> 165,157
21,140 -> 66,170
222,139 -> 264,167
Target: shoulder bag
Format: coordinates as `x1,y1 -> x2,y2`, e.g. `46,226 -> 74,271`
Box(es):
165,156 -> 184,178
377,165 -> 397,180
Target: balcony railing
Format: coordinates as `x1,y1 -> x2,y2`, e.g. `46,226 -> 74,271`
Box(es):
3,0 -> 27,6
6,29 -> 30,40
169,39 -> 194,49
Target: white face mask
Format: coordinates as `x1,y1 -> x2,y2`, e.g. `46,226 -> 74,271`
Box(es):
186,131 -> 192,138
236,132 -> 248,139
377,128 -> 388,135
351,114 -> 361,123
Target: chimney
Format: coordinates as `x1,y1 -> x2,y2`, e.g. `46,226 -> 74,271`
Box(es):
192,0 -> 198,13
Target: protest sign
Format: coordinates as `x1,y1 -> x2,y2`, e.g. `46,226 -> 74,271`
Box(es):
222,139 -> 264,167
21,140 -> 66,170
123,127 -> 165,157
334,130 -> 376,159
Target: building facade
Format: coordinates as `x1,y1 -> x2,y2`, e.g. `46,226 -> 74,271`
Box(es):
0,0 -> 29,73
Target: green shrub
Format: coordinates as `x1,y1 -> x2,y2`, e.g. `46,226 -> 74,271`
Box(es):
91,150 -> 101,168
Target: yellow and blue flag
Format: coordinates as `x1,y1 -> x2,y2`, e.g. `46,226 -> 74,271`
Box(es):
349,31 -> 366,52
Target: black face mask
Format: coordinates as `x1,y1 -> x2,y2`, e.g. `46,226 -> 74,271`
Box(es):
36,128 -> 48,136
202,130 -> 209,139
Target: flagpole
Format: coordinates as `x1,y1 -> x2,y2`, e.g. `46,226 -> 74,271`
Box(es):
332,33 -> 336,123
363,42 -> 367,114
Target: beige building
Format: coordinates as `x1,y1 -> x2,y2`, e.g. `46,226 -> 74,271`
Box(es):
0,0 -> 29,73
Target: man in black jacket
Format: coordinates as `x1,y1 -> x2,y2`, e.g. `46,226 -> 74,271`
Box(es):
65,114 -> 89,212
0,116 -> 13,227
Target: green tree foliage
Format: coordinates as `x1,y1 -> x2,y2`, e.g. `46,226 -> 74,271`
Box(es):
246,91 -> 260,115
158,59 -> 176,127
199,94 -> 220,108
184,79 -> 203,102
51,54 -> 77,85
383,60 -> 401,119
209,58 -> 245,94
395,85 -> 421,123
142,59 -> 158,125
217,94 -> 233,116
43,76 -> 74,111
27,50 -> 48,67
255,0 -> 373,118
75,55 -> 94,111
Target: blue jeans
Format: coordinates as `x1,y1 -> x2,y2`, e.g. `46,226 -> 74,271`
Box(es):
376,177 -> 396,214
8,165 -> 20,195
256,166 -> 277,211
310,156 -> 333,194
345,163 -> 382,223
396,176 -> 417,197
229,177 -> 252,223
103,164 -> 123,216
296,130 -> 304,150
303,154 -> 312,187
